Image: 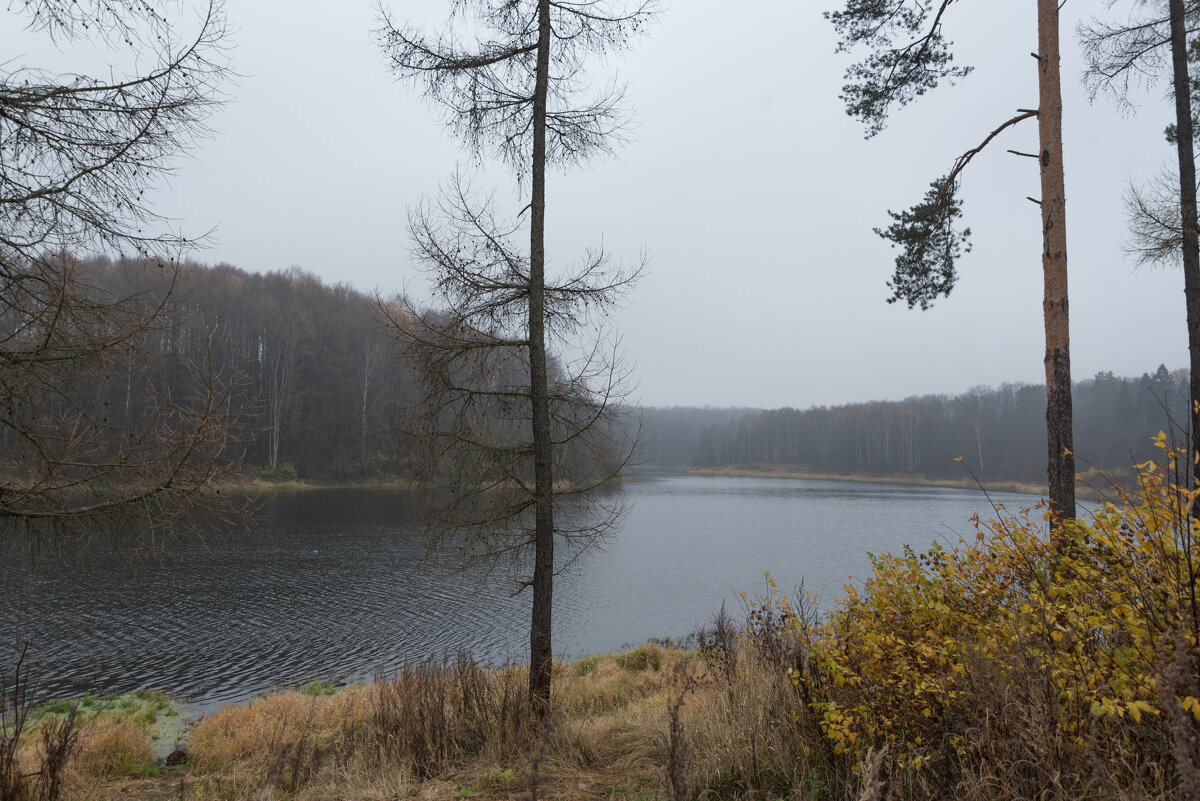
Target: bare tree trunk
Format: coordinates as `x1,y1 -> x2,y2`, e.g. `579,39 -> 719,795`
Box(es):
267,331 -> 294,473
1168,0 -> 1200,508
1037,0 -> 1076,531
269,367 -> 283,472
361,339 -> 382,470
527,0 -> 555,715
361,369 -> 370,470
124,363 -> 134,426
379,0 -> 654,718
974,416 -> 985,474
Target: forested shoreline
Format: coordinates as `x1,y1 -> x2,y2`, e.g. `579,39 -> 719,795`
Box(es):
663,368 -> 1189,487
26,257 -> 414,482
40,257 -> 1188,492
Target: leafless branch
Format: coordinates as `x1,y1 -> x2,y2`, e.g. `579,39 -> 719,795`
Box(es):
1124,166 -> 1197,268
1,2 -> 243,548
378,176 -> 642,590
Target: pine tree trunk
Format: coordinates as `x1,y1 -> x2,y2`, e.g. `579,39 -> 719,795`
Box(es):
1037,0 -> 1076,532
527,0 -> 555,715
1168,0 -> 1200,505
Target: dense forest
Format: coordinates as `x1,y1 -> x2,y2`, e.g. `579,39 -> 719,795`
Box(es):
31,258 -> 1186,490
678,368 -> 1189,486
22,257 -> 414,481
22,257 -> 621,484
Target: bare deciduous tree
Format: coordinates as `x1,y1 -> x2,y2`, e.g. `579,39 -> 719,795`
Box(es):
377,0 -> 656,712
388,179 -> 641,569
828,0 -> 1078,530
1,1 -> 240,547
1082,1 -> 1200,491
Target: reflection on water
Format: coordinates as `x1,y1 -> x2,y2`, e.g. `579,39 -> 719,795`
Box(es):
0,474 -> 1038,711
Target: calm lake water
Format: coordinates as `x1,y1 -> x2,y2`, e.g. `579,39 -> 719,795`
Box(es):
1,472 -> 1039,711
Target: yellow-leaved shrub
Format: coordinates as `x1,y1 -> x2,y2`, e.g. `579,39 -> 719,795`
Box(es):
750,439 -> 1200,797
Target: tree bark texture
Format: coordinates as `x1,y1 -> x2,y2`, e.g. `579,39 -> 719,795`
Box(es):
1168,0 -> 1200,502
527,0 -> 555,715
1037,0 -> 1076,530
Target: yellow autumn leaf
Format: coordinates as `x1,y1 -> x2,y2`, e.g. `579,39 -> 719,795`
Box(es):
1126,700 -> 1158,724
1182,696 -> 1200,723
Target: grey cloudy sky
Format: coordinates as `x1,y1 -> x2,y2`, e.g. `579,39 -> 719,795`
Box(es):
7,1 -> 1187,408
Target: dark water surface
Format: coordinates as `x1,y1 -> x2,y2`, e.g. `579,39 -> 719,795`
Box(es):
1,473 -> 1038,711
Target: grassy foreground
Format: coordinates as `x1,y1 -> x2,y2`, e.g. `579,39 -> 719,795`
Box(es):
4,647 -> 690,801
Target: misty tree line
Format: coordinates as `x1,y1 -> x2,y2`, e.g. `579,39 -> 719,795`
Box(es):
176,263 -> 410,477
6,256 -> 414,481
7,256 -> 634,483
19,253 -> 1187,487
685,366 -> 1189,485
17,254 -> 1187,489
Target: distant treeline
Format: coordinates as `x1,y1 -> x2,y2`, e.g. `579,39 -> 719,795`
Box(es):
651,367 -> 1190,485
176,263 -> 414,477
35,259 -> 1189,486
636,407 -> 760,466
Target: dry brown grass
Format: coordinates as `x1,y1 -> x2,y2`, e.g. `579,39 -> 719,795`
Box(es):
4,698 -> 159,800
76,718 -> 155,778
190,683 -> 371,774
682,658 -> 808,796
15,642 -> 855,800
164,649 -> 687,801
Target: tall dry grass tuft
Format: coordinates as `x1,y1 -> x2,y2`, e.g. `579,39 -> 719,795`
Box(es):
76,718 -> 154,779
679,586 -> 848,801
189,681 -> 372,798
189,653 -> 537,797
855,746 -> 886,801
1,649 -> 35,801
553,650 -> 676,772
664,665 -> 697,801
1160,633 -> 1200,799
369,651 -> 531,777
520,713 -> 557,801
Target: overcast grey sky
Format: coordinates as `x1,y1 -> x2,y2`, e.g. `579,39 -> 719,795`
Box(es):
7,1 -> 1188,408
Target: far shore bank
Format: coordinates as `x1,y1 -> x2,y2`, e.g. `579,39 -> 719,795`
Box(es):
220,475 -> 418,493
680,463 -> 1051,496
680,464 -> 1133,503
223,472 -> 633,494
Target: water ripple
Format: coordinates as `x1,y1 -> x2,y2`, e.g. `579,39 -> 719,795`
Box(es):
1,476 -> 1037,712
